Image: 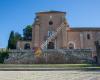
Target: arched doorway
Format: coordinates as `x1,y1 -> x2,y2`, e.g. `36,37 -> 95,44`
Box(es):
24,43 -> 30,49
69,43 -> 74,49
47,42 -> 54,49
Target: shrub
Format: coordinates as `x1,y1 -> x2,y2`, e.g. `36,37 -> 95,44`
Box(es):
0,51 -> 9,63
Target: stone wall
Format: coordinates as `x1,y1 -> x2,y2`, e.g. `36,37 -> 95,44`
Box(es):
43,49 -> 94,64
4,50 -> 34,64
4,49 -> 95,64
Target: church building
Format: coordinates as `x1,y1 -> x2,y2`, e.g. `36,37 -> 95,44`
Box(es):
16,11 -> 100,50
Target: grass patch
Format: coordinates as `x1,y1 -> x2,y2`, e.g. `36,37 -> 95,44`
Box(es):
0,64 -> 99,68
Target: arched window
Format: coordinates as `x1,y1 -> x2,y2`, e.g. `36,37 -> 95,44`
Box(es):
24,43 -> 30,49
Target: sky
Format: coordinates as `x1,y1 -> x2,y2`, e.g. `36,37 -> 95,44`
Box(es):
0,0 -> 100,48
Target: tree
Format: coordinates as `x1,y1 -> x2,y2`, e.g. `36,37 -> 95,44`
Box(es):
7,31 -> 15,49
7,24 -> 32,49
23,25 -> 32,41
14,32 -> 22,41
7,31 -> 22,49
0,51 -> 9,63
14,32 -> 22,48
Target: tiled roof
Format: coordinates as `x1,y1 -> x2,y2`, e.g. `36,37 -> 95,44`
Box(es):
36,11 -> 66,14
70,27 -> 100,31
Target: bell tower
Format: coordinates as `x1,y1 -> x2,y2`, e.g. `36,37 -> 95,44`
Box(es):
32,11 -> 68,49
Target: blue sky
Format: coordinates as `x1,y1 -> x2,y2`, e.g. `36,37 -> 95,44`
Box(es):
0,0 -> 100,48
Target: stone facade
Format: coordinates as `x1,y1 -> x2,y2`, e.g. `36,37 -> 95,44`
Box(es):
17,41 -> 32,49
67,29 -> 100,50
17,11 -> 100,51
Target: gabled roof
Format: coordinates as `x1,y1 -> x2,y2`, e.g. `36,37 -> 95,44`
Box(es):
36,10 -> 66,14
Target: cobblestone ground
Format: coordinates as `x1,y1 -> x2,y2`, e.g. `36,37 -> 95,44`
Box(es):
0,71 -> 100,80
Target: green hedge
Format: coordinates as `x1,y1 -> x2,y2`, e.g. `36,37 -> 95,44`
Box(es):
0,51 -> 9,63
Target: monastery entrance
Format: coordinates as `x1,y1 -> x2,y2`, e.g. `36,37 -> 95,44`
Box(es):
47,42 -> 55,49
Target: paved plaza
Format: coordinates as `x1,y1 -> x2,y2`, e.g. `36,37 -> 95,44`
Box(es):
0,71 -> 100,80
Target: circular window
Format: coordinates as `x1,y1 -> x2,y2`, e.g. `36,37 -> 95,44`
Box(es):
49,21 -> 53,25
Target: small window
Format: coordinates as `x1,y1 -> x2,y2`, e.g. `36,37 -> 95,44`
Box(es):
35,16 -> 39,21
48,31 -> 53,37
87,34 -> 91,40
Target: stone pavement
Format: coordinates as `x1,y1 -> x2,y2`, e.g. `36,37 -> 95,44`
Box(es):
0,71 -> 100,80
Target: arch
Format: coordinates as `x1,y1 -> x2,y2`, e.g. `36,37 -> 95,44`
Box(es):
24,43 -> 30,49
68,41 -> 75,49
